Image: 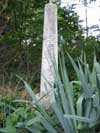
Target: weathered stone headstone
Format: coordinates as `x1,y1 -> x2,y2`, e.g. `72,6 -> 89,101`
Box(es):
40,3 -> 58,107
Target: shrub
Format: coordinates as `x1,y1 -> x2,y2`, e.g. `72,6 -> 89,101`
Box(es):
0,53 -> 100,133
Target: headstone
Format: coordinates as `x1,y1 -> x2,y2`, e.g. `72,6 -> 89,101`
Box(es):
40,3 -> 58,107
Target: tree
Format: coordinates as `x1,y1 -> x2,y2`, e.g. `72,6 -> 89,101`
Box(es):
0,0 -> 97,84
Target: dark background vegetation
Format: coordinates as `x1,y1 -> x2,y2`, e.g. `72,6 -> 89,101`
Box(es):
0,1 -> 100,132
0,0 -> 100,88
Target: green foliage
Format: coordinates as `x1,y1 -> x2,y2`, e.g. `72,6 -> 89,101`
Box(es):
68,53 -> 100,131
0,1 -> 100,132
0,0 -> 44,84
0,0 -> 100,88
0,53 -> 99,133
0,0 -> 85,84
58,6 -> 84,46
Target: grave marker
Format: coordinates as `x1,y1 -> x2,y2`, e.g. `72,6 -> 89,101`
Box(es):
40,3 -> 58,107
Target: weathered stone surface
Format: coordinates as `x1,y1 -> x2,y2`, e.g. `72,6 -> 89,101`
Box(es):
40,3 -> 58,102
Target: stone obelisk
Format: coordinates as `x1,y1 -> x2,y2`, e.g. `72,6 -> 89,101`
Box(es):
40,3 -> 58,107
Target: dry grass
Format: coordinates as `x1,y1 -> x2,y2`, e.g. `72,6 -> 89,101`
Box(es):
0,81 -> 33,100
